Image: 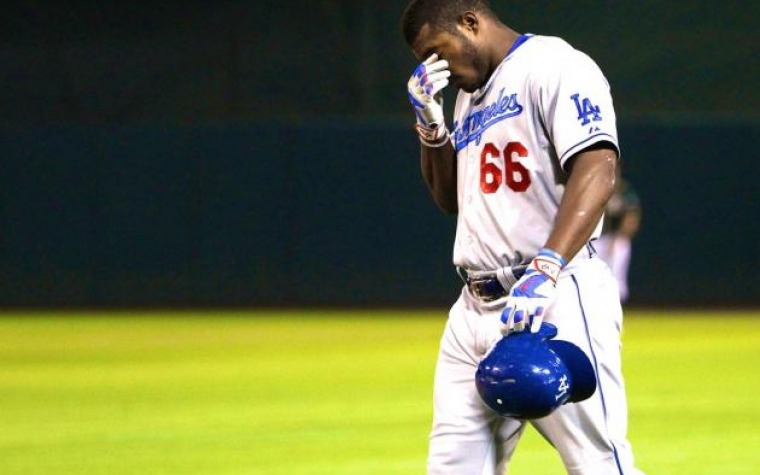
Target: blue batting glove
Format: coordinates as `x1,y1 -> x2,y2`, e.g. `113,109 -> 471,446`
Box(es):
501,248 -> 567,335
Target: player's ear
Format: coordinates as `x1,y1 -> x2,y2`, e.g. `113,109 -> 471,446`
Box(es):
458,11 -> 479,34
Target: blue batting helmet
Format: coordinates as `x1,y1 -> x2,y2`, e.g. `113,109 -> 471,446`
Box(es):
475,323 -> 596,419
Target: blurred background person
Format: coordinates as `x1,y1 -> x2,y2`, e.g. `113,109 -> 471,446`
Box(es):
595,170 -> 642,303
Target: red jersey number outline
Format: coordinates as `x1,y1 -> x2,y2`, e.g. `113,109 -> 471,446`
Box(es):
479,141 -> 532,194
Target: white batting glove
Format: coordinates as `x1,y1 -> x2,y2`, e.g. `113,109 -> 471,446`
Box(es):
501,248 -> 567,335
407,54 -> 450,146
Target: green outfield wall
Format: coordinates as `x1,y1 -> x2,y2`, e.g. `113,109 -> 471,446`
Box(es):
1,121 -> 756,308
1,2 -> 756,307
2,1 -> 754,124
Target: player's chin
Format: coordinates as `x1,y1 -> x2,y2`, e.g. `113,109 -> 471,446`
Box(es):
459,82 -> 479,94
453,76 -> 480,93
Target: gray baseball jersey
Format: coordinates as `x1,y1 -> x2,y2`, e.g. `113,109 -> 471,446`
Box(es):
450,35 -> 618,272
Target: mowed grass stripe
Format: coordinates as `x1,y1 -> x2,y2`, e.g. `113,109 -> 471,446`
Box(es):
0,310 -> 758,474
0,311 -> 440,474
617,312 -> 760,475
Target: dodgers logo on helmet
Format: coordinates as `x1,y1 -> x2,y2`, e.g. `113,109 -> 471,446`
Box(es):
475,323 -> 596,419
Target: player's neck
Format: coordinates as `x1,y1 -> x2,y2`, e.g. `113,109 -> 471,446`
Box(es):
497,27 -> 521,61
487,25 -> 521,75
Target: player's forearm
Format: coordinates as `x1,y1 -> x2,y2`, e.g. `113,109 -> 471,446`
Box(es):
420,142 -> 458,214
545,147 -> 617,260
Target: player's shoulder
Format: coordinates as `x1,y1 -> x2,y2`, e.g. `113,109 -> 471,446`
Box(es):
520,34 -> 604,76
520,35 -> 583,60
522,35 -> 574,52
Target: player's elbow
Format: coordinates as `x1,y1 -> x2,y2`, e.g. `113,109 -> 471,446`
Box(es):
424,181 -> 458,215
437,199 -> 458,215
428,190 -> 457,214
602,158 -> 618,200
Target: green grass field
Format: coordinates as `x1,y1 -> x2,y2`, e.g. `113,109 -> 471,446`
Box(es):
1,310 -> 758,474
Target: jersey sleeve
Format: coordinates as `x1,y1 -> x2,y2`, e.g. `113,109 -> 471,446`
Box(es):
537,50 -> 619,168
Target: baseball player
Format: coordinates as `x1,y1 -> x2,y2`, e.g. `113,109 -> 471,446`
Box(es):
595,174 -> 642,303
401,1 -> 645,474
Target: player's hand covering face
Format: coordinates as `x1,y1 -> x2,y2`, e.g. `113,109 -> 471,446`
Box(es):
408,54 -> 450,128
407,54 -> 451,145
411,22 -> 487,94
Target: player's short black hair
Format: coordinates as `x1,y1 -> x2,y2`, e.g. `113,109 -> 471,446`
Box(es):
401,0 -> 495,46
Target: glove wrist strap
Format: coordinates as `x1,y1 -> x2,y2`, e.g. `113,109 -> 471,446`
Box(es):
415,123 -> 450,147
531,247 -> 567,283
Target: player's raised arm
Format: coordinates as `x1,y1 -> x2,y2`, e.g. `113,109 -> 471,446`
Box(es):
407,54 -> 458,214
